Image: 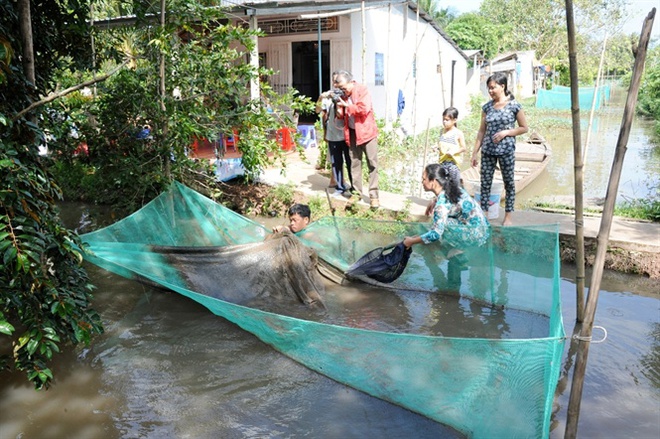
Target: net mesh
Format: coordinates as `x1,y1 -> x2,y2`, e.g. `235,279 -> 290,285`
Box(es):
535,84 -> 612,110
81,182 -> 565,438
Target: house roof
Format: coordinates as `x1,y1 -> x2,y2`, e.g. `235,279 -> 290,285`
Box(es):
93,1 -> 469,61
231,1 -> 469,61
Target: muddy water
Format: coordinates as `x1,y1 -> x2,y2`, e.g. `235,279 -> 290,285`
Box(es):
0,205 -> 658,438
518,87 -> 660,205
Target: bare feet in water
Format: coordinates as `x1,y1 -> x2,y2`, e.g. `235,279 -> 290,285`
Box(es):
502,212 -> 513,226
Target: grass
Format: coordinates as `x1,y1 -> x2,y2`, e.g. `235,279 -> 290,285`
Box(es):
528,199 -> 660,222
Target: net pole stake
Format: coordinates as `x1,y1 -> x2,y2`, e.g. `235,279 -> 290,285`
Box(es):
324,188 -> 336,216
564,8 -> 656,439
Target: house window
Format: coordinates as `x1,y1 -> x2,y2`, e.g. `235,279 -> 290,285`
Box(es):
375,53 -> 384,86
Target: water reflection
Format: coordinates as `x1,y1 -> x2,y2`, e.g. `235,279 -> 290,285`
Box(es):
549,266 -> 659,437
519,88 -> 660,205
1,258 -> 658,438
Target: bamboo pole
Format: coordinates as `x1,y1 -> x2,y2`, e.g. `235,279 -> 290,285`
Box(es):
564,0 -> 586,322
437,41 -> 446,110
385,3 -> 392,128
159,0 -> 171,180
564,9 -> 656,438
361,1 -> 366,83
583,34 -> 608,163
412,4 -> 419,138
419,117 -> 431,196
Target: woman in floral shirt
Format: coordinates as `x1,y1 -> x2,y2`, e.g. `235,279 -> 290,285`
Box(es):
403,162 -> 490,255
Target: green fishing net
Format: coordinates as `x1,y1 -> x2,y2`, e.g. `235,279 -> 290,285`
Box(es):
82,181 -> 565,438
536,84 -> 611,110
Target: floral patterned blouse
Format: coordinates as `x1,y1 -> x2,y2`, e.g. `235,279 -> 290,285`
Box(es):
420,189 -> 490,248
481,99 -> 522,156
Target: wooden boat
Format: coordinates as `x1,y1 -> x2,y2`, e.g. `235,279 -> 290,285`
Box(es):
81,182 -> 565,439
462,132 -> 552,195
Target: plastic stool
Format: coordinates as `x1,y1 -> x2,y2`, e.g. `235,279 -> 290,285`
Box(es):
276,127 -> 295,151
297,124 -> 317,149
223,129 -> 239,152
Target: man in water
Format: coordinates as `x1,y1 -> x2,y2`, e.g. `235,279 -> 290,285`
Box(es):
273,203 -> 311,233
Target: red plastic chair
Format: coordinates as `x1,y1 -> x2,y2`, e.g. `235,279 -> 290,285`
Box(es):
224,130 -> 239,152
276,127 -> 295,151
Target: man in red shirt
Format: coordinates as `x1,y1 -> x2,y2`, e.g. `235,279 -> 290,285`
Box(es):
334,70 -> 380,208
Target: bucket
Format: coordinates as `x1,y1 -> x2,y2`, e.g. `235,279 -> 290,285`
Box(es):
468,180 -> 503,219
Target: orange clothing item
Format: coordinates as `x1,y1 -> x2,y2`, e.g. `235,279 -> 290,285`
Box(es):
342,82 -> 378,146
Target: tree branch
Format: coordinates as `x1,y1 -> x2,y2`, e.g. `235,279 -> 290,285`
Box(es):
13,60 -> 129,121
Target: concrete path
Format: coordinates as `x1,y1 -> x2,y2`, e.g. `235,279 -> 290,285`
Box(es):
261,146 -> 660,254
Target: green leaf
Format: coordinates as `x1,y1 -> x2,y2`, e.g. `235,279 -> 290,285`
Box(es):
0,321 -> 15,335
3,246 -> 17,265
17,253 -> 29,272
44,328 -> 60,342
26,339 -> 38,356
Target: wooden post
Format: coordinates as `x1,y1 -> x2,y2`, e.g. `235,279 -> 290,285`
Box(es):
564,8 -> 656,439
361,1 -> 366,83
18,0 -> 35,86
437,42 -> 446,110
250,14 -> 260,101
159,0 -> 170,179
385,3 -> 392,128
564,0 -> 586,322
420,118 -> 431,197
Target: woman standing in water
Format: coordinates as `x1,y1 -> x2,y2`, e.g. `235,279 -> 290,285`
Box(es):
471,72 -> 528,226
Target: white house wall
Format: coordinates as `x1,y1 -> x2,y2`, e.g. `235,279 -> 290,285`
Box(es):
256,15 -> 353,92
247,3 -> 469,133
349,4 -> 468,134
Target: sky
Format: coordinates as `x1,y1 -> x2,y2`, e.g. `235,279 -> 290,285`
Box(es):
441,0 -> 659,39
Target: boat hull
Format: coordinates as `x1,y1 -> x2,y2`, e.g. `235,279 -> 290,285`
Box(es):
463,133 -> 552,196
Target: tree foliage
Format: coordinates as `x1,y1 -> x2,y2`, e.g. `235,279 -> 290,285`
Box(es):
417,0 -> 456,28
637,46 -> 660,137
445,13 -> 506,59
44,2 -> 313,213
1,0 -> 103,389
438,0 -> 643,89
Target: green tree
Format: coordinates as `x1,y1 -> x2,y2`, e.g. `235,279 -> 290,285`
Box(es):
45,3 -> 312,212
637,46 -> 660,137
417,0 -> 456,28
445,13 -> 506,59
479,0 -> 627,60
1,0 -> 103,389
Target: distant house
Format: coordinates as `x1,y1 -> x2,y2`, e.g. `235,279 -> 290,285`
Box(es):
221,0 -> 471,132
482,50 -> 539,99
93,1 -> 472,132
464,49 -> 486,100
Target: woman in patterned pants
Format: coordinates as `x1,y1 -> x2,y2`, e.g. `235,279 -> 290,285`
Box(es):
471,72 -> 528,226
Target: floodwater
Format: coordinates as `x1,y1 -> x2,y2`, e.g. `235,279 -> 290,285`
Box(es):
1,97 -> 658,437
0,207 -> 658,438
517,87 -> 660,205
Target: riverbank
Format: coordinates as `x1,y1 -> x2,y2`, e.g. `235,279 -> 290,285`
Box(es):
260,146 -> 660,279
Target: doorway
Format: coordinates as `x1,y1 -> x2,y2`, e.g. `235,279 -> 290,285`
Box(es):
292,40 -> 330,123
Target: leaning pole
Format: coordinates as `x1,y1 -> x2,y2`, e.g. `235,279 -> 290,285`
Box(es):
564,8 -> 656,438
564,0 -> 586,321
